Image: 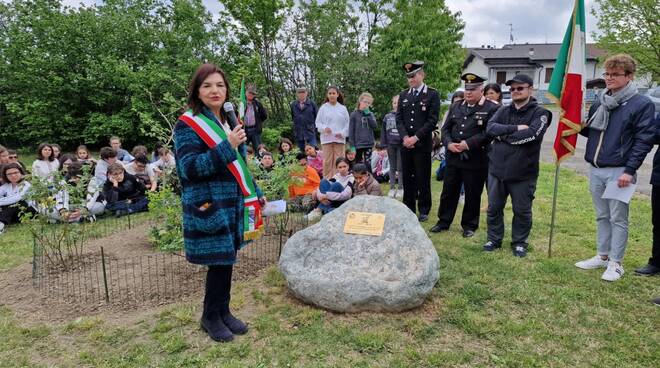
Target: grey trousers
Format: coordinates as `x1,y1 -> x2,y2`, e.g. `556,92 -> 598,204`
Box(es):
589,167 -> 631,263
387,146 -> 403,190
486,174 -> 537,248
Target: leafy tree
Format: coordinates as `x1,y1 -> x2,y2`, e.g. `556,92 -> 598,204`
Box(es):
0,0 -> 467,150
0,0 -> 224,149
219,0 -> 293,121
371,0 -> 464,114
592,0 -> 659,83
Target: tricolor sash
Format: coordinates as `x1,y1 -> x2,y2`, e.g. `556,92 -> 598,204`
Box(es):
179,110 -> 263,240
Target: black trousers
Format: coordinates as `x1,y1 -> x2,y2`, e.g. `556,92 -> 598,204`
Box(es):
203,265 -> 233,320
436,165 -> 487,231
486,174 -> 537,247
651,185 -> 660,267
401,147 -> 432,215
0,201 -> 31,225
355,148 -> 373,171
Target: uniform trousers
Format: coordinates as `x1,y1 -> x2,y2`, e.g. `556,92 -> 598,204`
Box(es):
437,164 -> 487,231
486,174 -> 537,248
322,143 -> 345,178
401,147 -> 431,215
650,185 -> 660,267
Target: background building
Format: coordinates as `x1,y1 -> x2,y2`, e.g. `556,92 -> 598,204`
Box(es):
461,43 -> 653,104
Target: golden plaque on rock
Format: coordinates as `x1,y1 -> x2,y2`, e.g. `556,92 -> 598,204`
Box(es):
343,211 -> 385,236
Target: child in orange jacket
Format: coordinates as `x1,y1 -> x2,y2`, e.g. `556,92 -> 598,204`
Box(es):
288,153 -> 321,211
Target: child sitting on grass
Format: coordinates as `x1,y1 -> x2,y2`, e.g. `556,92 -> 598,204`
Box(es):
288,152 -> 321,212
0,163 -> 33,234
352,163 -> 382,196
306,157 -> 355,220
102,163 -> 148,216
370,144 -> 390,184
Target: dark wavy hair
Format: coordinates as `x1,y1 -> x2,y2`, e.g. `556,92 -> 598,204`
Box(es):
335,157 -> 350,167
187,64 -> 231,118
36,143 -> 55,161
278,138 -> 293,154
483,83 -> 502,103
1,162 -> 26,183
324,85 -> 345,105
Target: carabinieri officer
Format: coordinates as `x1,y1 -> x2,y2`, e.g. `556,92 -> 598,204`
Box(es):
431,73 -> 499,237
395,61 -> 441,222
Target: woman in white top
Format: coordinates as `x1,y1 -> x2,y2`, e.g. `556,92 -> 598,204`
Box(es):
315,86 -> 350,178
0,163 -> 33,232
31,143 -> 60,180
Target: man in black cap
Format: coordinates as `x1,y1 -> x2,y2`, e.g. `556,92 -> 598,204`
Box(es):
484,74 -> 552,257
395,61 -> 441,222
431,73 -> 499,237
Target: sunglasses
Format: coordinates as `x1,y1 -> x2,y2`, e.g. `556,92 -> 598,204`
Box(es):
510,86 -> 529,92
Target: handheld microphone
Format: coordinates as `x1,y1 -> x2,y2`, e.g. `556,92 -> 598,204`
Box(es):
223,102 -> 240,128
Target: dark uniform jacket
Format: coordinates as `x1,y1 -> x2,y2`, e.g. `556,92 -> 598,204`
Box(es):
441,96 -> 499,169
395,84 -> 441,153
486,97 -> 552,181
650,115 -> 660,185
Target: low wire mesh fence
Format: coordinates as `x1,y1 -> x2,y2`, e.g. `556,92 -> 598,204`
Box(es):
31,212 -> 309,307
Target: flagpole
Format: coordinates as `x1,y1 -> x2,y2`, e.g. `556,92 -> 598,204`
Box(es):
548,164 -> 561,258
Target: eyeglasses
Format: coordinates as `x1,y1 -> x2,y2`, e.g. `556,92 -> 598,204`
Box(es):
5,171 -> 21,176
8,156 -> 17,159
510,86 -> 530,92
602,72 -> 627,78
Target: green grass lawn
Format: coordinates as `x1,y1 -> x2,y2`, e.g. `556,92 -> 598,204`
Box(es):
1,163 -> 658,367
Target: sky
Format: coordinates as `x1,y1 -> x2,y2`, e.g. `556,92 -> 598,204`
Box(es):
60,0 -> 601,48
444,0 -> 600,47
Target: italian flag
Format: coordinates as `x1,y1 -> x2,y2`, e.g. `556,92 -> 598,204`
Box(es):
548,0 -> 586,164
238,78 -> 247,121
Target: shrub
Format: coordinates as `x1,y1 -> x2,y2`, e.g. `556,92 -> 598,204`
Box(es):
261,123 -> 294,151
21,167 -> 94,269
147,184 -> 183,252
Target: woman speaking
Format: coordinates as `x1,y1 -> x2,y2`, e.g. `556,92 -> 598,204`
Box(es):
174,64 -> 264,342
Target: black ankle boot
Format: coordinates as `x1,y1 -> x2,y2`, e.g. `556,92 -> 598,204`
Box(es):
200,313 -> 234,342
221,312 -> 248,335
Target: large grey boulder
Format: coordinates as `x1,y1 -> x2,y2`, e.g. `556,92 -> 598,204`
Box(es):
279,195 -> 439,312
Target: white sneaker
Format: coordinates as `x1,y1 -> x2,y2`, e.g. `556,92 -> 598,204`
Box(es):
459,193 -> 465,204
305,208 -> 322,222
388,190 -> 396,198
0,222 -> 4,235
575,255 -> 609,270
396,190 -> 404,199
601,261 -> 624,282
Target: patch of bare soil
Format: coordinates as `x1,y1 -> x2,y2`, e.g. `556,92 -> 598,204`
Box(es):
0,222 -> 285,325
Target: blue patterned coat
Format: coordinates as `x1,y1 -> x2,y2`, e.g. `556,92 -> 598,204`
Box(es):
174,107 -> 261,265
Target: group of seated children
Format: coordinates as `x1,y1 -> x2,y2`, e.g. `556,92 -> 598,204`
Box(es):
249,137 -> 391,220
290,156 -> 382,221
0,137 -> 174,234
